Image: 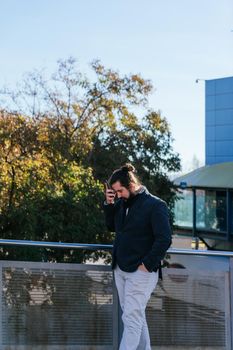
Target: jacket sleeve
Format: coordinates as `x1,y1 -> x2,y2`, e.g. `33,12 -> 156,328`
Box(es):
103,202 -> 117,232
142,200 -> 172,272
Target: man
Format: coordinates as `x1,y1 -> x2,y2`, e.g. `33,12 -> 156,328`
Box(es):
103,163 -> 172,350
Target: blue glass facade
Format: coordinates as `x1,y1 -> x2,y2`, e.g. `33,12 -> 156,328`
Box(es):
206,77 -> 233,165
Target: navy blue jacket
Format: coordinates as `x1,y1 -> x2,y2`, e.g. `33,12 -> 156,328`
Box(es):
103,188 -> 172,273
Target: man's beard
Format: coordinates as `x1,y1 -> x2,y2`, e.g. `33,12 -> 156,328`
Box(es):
124,189 -> 136,201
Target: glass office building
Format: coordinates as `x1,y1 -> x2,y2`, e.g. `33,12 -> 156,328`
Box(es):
206,76 -> 233,165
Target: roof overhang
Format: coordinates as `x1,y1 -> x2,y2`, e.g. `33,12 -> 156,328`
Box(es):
173,162 -> 233,189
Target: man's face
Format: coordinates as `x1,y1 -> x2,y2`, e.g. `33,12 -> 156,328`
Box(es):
111,181 -> 131,200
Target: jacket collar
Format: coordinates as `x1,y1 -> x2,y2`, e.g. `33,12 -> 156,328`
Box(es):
121,186 -> 148,226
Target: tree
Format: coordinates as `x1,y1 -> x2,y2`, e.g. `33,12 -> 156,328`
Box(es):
1,58 -> 153,162
88,110 -> 180,206
0,57 -> 181,262
0,111 -> 110,262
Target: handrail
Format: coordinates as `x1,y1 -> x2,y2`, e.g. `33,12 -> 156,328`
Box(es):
1,238 -> 233,257
0,239 -> 112,250
168,247 -> 233,257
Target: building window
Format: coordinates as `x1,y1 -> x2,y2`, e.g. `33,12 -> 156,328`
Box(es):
196,190 -> 227,232
174,189 -> 193,228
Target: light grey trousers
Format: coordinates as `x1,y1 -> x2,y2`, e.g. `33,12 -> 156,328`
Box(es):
114,265 -> 158,350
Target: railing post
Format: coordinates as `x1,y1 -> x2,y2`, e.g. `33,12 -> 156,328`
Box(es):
112,272 -> 122,349
229,258 -> 233,349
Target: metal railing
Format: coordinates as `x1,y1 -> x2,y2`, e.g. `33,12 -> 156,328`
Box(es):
0,238 -> 112,251
2,237 -> 233,257
0,238 -> 232,349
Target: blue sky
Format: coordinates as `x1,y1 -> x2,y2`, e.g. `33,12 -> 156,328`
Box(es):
1,0 -> 233,171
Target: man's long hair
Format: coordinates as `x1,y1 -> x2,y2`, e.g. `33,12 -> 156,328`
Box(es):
108,163 -> 141,189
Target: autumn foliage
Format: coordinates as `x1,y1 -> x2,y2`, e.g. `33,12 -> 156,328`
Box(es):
0,58 -> 180,262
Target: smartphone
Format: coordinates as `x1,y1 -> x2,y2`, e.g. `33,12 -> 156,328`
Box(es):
105,180 -> 111,190
105,180 -> 116,203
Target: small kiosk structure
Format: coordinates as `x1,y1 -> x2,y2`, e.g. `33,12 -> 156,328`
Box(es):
173,161 -> 233,250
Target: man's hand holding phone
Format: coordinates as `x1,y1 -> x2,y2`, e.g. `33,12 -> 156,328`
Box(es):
105,182 -> 116,204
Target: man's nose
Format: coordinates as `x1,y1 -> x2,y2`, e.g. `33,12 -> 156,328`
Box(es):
117,193 -> 122,198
